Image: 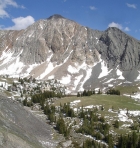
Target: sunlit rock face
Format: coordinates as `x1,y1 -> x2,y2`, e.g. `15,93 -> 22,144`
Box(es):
1,14 -> 140,93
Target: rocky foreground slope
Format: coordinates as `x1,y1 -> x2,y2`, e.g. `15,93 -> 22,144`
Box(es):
0,14 -> 140,93
0,95 -> 56,148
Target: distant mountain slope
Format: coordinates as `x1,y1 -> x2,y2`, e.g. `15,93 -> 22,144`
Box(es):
0,14 -> 140,93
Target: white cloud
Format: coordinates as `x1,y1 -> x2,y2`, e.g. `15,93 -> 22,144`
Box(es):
90,6 -> 96,10
0,0 -> 18,7
0,0 -> 24,18
5,16 -> 35,30
108,22 -> 131,32
124,27 -> 130,31
108,22 -> 123,30
0,6 -> 9,17
126,3 -> 136,9
20,5 -> 26,9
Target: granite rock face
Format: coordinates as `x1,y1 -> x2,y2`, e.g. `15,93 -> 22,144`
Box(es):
0,14 -> 140,92
98,27 -> 140,70
0,15 -> 102,65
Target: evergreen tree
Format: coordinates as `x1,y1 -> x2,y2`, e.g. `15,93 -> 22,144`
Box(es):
21,92 -> 23,97
83,90 -> 87,96
105,134 -> 113,148
23,97 -> 27,106
20,78 -> 24,84
33,78 -> 36,83
77,92 -> 80,97
92,90 -> 95,94
87,90 -> 92,96
48,112 -> 55,123
114,120 -> 119,128
101,105 -> 104,111
117,132 -> 139,148
100,116 -> 105,122
56,117 -> 66,134
98,89 -> 101,94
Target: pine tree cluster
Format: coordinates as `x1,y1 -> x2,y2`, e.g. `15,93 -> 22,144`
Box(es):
77,108 -> 112,147
106,89 -> 120,95
77,90 -> 96,97
60,103 -> 75,117
117,132 -> 140,148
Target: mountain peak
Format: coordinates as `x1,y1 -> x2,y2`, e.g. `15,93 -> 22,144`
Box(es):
106,27 -> 122,32
47,14 -> 65,20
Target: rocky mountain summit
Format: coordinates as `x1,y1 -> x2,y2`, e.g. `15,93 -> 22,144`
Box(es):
0,14 -> 140,93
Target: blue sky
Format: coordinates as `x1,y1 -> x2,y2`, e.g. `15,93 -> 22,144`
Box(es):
0,0 -> 140,40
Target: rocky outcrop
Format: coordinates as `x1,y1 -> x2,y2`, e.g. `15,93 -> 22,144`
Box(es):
0,95 -> 57,148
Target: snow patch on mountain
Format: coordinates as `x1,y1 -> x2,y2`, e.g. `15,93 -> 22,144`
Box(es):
46,53 -> 53,62
63,50 -> 73,63
68,65 -> 78,74
60,74 -> 71,85
104,78 -> 116,84
116,68 -> 125,80
95,88 -> 100,92
0,49 -> 13,65
79,67 -> 92,91
0,57 -> 24,77
39,63 -> 54,79
48,75 -> 54,79
26,63 -> 38,74
136,71 -> 140,80
0,47 -> 25,77
98,61 -> 109,78
108,84 -> 113,87
73,75 -> 83,90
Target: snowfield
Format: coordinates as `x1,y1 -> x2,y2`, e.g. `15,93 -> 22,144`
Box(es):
118,110 -> 133,123
108,108 -> 140,124
124,93 -> 140,101
116,68 -> 125,80
68,65 -> 78,74
98,61 -> 109,78
39,62 -> 54,79
73,75 -> 83,90
60,74 -> 71,85
70,100 -> 81,107
84,105 -> 102,110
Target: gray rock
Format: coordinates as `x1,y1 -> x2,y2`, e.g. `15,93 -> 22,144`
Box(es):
61,140 -> 72,148
98,27 -> 140,70
0,95 -> 57,148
